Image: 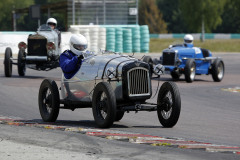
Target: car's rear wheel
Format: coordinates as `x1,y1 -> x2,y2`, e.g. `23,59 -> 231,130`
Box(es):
4,47 -> 13,77
157,82 -> 181,128
143,56 -> 153,77
39,79 -> 60,122
211,59 -> 224,82
92,82 -> 116,128
184,59 -> 196,83
115,111 -> 125,121
17,49 -> 26,76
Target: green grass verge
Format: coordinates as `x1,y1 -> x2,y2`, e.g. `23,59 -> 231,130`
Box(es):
150,38 -> 240,53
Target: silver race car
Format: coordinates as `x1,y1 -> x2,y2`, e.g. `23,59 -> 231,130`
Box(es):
4,24 -> 60,77
38,51 -> 181,128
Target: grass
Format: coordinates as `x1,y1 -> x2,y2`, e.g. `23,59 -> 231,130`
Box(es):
150,38 -> 240,53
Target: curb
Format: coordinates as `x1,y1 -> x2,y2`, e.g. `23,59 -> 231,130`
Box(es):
1,116 -> 240,155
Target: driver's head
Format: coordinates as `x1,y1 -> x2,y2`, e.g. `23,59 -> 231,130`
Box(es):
184,34 -> 194,44
70,34 -> 88,56
46,18 -> 57,29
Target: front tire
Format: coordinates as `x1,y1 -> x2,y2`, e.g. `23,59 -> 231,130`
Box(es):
115,111 -> 125,121
171,71 -> 181,81
4,47 -> 13,77
17,49 -> 26,76
211,59 -> 224,82
92,82 -> 116,128
184,59 -> 196,83
38,79 -> 60,122
157,82 -> 181,128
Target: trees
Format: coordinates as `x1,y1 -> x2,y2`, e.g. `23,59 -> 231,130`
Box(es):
179,0 -> 226,33
0,0 -> 34,31
139,0 -> 167,33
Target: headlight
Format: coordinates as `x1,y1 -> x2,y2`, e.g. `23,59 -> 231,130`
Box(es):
46,42 -> 55,51
153,64 -> 165,75
18,42 -> 27,50
105,67 -> 116,79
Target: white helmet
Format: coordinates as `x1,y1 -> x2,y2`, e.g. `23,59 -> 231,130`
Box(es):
184,34 -> 194,44
46,18 -> 57,27
70,34 -> 88,56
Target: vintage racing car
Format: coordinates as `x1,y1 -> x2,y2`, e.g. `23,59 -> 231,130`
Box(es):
160,44 -> 224,83
38,51 -> 181,128
4,24 -> 60,77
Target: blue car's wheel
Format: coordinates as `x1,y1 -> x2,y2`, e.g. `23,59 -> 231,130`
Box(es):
212,59 -> 224,82
184,59 -> 196,83
157,82 -> 181,128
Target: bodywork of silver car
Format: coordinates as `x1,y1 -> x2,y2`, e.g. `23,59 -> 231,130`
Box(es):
60,53 -> 152,105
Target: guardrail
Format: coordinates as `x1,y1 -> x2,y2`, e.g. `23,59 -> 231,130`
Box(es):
150,33 -> 240,39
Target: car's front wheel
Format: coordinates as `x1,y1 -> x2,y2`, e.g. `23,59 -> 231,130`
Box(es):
171,71 -> 181,81
4,47 -> 13,77
211,59 -> 224,82
184,59 -> 196,83
17,49 -> 26,76
157,82 -> 181,128
115,111 -> 125,121
92,82 -> 116,128
38,79 -> 60,122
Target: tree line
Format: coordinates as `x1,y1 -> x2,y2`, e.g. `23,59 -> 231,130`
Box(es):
0,0 -> 240,33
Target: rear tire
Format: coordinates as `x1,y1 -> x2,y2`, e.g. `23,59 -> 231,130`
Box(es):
38,79 -> 60,122
92,82 -> 116,128
17,49 -> 26,76
157,82 -> 181,128
4,47 -> 13,77
184,59 -> 196,83
211,59 -> 224,82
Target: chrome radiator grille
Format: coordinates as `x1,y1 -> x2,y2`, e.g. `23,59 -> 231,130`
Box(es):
127,67 -> 151,97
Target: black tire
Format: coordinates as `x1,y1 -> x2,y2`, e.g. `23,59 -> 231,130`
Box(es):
157,82 -> 181,128
143,56 -> 153,77
115,111 -> 125,121
211,59 -> 224,82
38,79 -> 60,122
184,59 -> 196,83
17,49 -> 26,76
4,47 -> 13,77
92,82 -> 116,128
171,71 -> 181,81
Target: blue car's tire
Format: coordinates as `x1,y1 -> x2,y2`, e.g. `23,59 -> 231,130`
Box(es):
171,71 -> 181,81
157,82 -> 181,128
184,59 -> 196,83
92,82 -> 116,128
211,59 -> 224,82
39,79 -> 60,122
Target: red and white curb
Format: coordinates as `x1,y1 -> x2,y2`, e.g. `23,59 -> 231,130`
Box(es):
222,87 -> 240,93
1,116 -> 240,155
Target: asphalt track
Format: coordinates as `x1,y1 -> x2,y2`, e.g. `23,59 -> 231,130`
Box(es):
0,52 -> 240,159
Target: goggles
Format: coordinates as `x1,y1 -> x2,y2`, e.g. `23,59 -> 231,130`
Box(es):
73,44 -> 87,51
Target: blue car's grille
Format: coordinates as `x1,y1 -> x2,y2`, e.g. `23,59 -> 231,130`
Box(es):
162,52 -> 175,65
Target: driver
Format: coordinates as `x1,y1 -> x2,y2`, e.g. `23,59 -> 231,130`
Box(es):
59,34 -> 88,79
46,17 -> 61,47
183,34 -> 194,48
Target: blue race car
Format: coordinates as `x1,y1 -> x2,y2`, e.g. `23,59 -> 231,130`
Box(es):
160,44 -> 224,83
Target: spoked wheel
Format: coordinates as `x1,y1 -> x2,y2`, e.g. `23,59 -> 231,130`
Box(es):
211,59 -> 224,82
143,56 -> 153,77
38,79 -> 60,122
184,59 -> 196,83
92,82 -> 116,128
4,47 -> 13,77
157,82 -> 181,128
115,111 -> 125,121
17,49 -> 26,76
